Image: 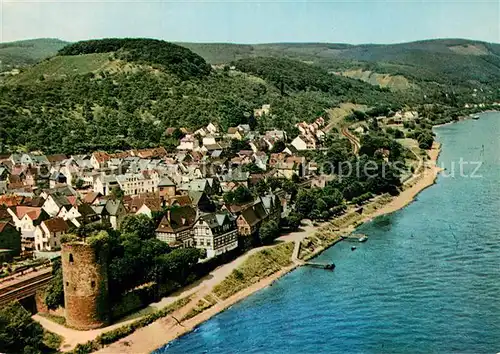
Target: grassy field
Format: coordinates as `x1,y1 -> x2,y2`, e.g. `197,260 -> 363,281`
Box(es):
340,69 -> 413,91
325,102 -> 368,131
7,53 -> 111,84
213,242 -> 294,300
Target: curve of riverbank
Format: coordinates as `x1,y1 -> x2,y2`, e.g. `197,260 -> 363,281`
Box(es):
97,142 -> 443,354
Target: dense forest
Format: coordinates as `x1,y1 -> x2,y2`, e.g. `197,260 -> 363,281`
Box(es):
232,57 -> 395,100
0,39 -> 408,154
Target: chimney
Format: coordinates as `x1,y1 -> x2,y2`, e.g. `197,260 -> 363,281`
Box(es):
181,217 -> 186,225
167,209 -> 171,223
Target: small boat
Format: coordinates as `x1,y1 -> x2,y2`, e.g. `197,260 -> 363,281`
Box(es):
324,263 -> 336,270
472,115 -> 480,120
358,235 -> 368,242
351,246 -> 357,251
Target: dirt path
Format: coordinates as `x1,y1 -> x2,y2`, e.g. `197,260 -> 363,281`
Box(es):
35,242 -> 280,352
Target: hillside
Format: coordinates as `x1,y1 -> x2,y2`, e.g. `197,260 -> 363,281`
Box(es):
0,38 -> 403,155
3,37 -> 500,88
0,38 -> 68,71
181,39 -> 500,87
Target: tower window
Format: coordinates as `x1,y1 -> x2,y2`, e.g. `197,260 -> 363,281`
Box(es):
91,281 -> 96,288
69,254 -> 74,263
66,282 -> 69,287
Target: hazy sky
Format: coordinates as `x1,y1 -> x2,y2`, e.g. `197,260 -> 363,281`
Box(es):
1,0 -> 499,44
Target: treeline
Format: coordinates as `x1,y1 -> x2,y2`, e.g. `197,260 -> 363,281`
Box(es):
58,38 -> 211,79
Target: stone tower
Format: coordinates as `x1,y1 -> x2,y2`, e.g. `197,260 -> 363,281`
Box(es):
61,241 -> 109,330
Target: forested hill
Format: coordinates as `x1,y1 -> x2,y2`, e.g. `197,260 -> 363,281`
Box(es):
3,37 -> 500,87
181,39 -> 500,86
58,38 -> 211,79
0,38 -> 68,71
0,38 -> 402,155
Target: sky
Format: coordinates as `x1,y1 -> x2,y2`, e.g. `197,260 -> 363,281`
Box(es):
1,0 -> 499,44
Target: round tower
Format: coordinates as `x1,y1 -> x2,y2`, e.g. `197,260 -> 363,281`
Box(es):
61,241 -> 109,330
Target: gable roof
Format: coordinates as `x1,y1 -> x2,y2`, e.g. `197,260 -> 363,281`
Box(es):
167,195 -> 192,207
155,206 -> 197,233
92,151 -> 111,163
77,203 -> 97,218
49,194 -> 72,209
43,217 -> 69,233
14,206 -> 44,220
83,192 -> 102,204
158,176 -> 175,187
199,212 -> 233,229
46,154 -> 68,164
105,200 -> 124,216
240,207 -> 260,226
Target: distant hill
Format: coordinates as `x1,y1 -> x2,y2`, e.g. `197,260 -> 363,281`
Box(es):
180,39 -> 500,87
0,38 -> 68,71
3,37 -> 500,88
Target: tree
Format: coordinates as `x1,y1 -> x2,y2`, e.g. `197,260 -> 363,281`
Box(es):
283,211 -> 302,231
270,140 -> 286,153
291,173 -> 300,183
0,302 -> 44,354
74,178 -> 85,189
253,179 -> 269,196
109,186 -> 124,200
418,132 -> 434,149
224,186 -> 253,205
259,220 -> 280,244
44,258 -> 64,310
295,189 -> 316,217
154,248 -> 204,284
119,214 -> 156,240
242,163 -> 264,174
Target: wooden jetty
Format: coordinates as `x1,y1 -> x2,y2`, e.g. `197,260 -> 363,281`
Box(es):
303,262 -> 335,270
342,233 -> 368,242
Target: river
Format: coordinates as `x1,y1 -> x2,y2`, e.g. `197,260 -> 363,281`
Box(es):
157,112 -> 500,354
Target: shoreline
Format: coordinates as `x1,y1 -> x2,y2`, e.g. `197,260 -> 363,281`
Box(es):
98,142 -> 443,354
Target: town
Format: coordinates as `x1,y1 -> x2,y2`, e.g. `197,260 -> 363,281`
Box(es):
0,113 -> 335,263
0,95 -> 489,353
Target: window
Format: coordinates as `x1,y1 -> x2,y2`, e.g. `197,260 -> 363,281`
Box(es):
69,254 -> 74,263
91,281 -> 96,288
66,282 -> 69,287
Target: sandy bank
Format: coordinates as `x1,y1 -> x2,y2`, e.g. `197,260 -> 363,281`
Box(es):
97,143 -> 443,354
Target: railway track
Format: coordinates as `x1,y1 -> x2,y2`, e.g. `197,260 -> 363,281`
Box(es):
0,271 -> 53,307
341,127 -> 361,155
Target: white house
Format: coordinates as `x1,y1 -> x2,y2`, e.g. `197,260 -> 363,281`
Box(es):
58,204 -> 98,228
90,151 -> 111,170
93,174 -> 119,196
116,172 -> 158,196
206,122 -> 219,134
192,213 -> 238,259
34,217 -> 69,252
177,135 -> 200,151
42,194 -> 73,217
291,135 -> 317,151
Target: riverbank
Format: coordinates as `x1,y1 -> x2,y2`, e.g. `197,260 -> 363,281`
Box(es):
97,142 -> 442,354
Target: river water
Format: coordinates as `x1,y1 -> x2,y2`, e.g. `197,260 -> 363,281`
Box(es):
157,112 -> 500,354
